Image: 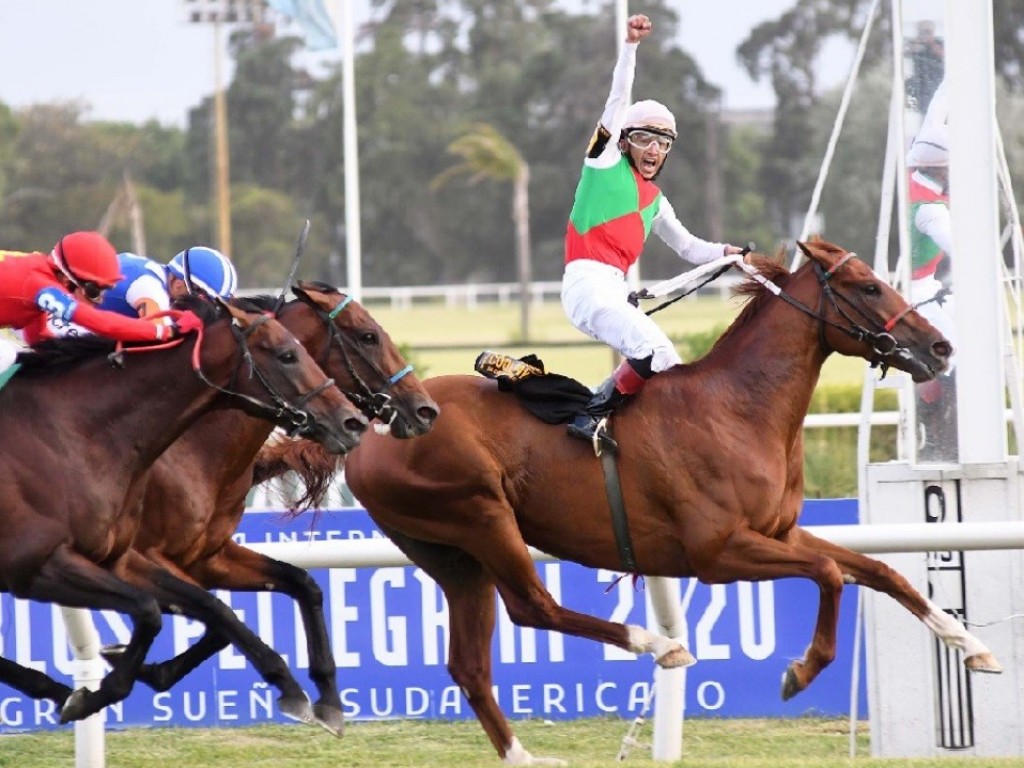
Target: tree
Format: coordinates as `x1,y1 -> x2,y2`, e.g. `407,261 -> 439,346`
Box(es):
432,122 -> 532,339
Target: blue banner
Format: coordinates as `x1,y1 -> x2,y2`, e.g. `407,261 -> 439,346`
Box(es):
0,500 -> 866,731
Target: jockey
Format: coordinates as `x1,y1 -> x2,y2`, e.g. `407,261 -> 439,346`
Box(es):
98,246 -> 238,321
0,231 -> 180,354
561,14 -> 744,444
905,79 -> 956,371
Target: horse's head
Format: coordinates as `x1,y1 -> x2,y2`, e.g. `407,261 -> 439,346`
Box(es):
282,281 -> 439,438
200,296 -> 368,454
795,239 -> 952,381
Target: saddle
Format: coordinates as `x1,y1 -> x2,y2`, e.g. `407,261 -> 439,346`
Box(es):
474,351 -> 638,571
474,351 -> 592,424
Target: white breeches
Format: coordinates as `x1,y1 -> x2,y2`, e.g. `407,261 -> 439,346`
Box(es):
561,260 -> 682,373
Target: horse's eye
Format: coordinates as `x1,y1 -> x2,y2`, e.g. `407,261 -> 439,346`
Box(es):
278,349 -> 298,364
863,283 -> 882,297
360,332 -> 379,346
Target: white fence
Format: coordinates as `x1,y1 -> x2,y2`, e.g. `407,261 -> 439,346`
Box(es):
65,520 -> 1024,767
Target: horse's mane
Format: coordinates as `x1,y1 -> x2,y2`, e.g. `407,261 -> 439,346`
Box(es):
240,282 -> 344,315
17,294 -> 222,376
698,248 -> 793,357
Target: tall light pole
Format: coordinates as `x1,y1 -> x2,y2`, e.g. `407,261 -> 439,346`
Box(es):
180,0 -> 263,256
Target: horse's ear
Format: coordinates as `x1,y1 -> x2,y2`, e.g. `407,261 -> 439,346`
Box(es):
296,284 -> 333,311
291,282 -> 311,302
220,299 -> 250,326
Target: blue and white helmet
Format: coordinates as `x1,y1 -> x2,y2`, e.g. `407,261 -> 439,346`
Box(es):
167,246 -> 238,298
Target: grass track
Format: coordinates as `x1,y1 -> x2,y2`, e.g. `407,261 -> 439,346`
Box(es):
1,717 -> 1017,767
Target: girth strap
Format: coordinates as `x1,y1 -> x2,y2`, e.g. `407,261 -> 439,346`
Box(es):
599,439 -> 638,573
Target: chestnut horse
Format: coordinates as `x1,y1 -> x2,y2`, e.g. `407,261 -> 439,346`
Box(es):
344,240 -> 1001,764
0,296 -> 366,723
103,282 -> 438,736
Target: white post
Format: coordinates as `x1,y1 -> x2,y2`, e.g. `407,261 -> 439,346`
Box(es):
340,0 -> 362,301
945,0 -> 1005,463
61,607 -> 105,768
646,577 -> 685,761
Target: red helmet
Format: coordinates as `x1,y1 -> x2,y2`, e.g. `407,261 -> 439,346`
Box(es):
50,231 -> 123,286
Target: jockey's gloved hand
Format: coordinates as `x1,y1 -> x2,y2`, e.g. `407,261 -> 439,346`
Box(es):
172,310 -> 205,337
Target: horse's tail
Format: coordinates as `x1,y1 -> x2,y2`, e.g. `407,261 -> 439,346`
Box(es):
253,435 -> 345,515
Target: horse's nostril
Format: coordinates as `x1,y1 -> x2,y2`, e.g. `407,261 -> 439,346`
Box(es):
933,340 -> 953,359
418,405 -> 439,425
346,416 -> 368,434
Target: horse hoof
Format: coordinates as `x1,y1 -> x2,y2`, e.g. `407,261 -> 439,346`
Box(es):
59,688 -> 92,723
313,703 -> 345,738
100,644 -> 127,662
780,666 -> 802,701
279,694 -> 315,724
655,644 -> 696,669
965,652 -> 1003,674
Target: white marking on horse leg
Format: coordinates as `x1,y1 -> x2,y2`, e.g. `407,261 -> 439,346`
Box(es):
502,736 -> 568,766
922,600 -> 1002,672
625,625 -> 696,668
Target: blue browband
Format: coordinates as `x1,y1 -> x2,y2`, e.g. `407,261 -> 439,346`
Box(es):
389,364 -> 414,384
327,295 -> 353,320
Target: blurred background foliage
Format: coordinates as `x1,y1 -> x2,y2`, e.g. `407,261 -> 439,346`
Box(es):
0,0 -> 1022,290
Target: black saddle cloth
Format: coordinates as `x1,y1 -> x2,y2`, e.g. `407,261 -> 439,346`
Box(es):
476,353 -> 592,424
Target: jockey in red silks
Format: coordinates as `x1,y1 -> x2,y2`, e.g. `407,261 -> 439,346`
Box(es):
0,232 -> 180,366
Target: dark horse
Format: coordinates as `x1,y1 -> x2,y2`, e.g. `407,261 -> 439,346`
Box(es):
0,295 -> 367,724
101,282 -> 438,736
343,240 -> 1001,764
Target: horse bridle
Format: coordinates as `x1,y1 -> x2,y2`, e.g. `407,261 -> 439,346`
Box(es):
297,293 -> 414,426
192,310 -> 337,437
768,254 -> 912,372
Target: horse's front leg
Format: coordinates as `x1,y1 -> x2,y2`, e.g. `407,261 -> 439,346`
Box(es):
691,528 -> 846,700
189,540 -> 345,736
786,527 -> 1002,674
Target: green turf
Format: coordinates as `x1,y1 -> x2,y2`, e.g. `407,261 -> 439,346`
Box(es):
1,717 -> 1017,767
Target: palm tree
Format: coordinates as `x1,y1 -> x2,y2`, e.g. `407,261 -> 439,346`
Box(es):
431,122 -> 532,340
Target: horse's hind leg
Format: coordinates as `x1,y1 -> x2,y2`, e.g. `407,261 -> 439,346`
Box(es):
26,546 -> 163,722
382,528 -> 566,766
786,527 -> 1002,673
460,517 -> 694,668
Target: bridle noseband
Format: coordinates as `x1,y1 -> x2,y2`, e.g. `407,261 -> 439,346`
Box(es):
191,311 -> 337,437
303,294 -> 414,427
769,254 -> 913,372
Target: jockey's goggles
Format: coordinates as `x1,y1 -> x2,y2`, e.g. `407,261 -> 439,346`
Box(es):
75,279 -> 110,302
624,128 -> 675,154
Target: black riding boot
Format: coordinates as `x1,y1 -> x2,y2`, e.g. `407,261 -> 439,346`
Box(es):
566,376 -> 630,444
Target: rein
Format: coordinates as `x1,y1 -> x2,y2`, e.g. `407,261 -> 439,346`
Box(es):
187,310 -> 336,436
633,251 -> 911,372
300,293 -> 414,427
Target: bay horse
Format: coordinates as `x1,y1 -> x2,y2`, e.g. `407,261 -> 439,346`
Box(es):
101,281 -> 438,736
343,240 -> 1001,764
0,295 -> 367,724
